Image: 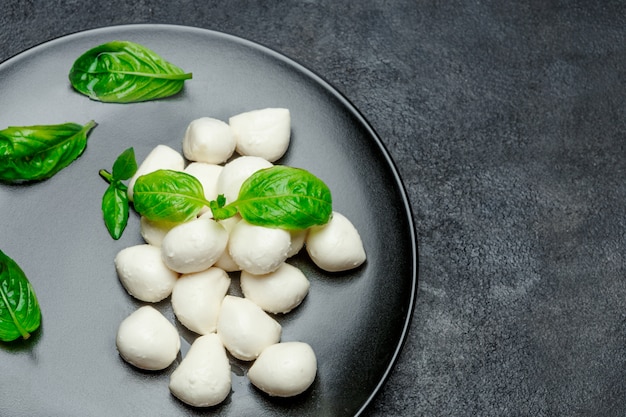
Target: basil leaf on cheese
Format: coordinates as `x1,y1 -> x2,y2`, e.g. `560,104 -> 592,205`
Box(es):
212,166 -> 332,230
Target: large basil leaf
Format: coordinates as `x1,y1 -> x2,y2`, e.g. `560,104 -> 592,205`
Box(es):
0,121 -> 96,183
69,40 -> 193,103
0,249 -> 42,342
133,169 -> 208,223
213,166 -> 333,230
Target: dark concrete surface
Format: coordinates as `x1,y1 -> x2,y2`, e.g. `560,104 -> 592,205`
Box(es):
2,1 -> 626,416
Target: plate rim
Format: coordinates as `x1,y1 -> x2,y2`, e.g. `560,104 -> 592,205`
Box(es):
0,23 -> 419,416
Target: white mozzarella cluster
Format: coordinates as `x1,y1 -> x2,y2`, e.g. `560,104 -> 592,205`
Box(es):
113,108 -> 366,407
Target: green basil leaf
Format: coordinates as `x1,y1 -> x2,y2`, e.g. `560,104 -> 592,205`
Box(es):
0,249 -> 42,342
111,147 -> 137,181
102,183 -> 129,240
98,147 -> 138,239
69,40 -> 193,103
214,166 -> 332,230
0,120 -> 96,183
133,169 -> 208,223
209,195 -> 239,220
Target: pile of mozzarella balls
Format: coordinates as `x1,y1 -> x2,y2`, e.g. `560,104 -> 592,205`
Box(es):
113,108 -> 367,407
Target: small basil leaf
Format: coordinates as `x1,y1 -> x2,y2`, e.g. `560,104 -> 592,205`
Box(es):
133,169 -> 208,223
219,166 -> 332,230
0,120 -> 96,183
102,183 -> 129,240
0,249 -> 42,342
111,147 -> 137,181
209,198 -> 239,220
69,40 -> 193,103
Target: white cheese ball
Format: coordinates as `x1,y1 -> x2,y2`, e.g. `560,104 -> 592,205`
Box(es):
216,156 -> 273,204
169,334 -> 231,407
139,216 -> 177,247
128,145 -> 184,202
305,211 -> 367,272
161,218 -> 228,274
184,162 -> 223,202
228,220 -> 291,275
229,108 -> 291,162
184,162 -> 223,216
287,228 -> 308,258
114,244 -> 179,302
171,267 -> 230,335
217,295 -> 281,361
241,263 -> 310,314
182,117 -> 236,164
248,342 -> 317,397
116,306 -> 180,371
211,215 -> 242,272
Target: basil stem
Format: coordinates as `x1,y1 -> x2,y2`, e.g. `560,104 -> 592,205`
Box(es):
69,40 -> 193,103
0,120 -> 96,183
0,249 -> 42,342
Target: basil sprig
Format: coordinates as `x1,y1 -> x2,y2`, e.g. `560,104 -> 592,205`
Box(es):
99,148 -> 138,240
69,40 -> 193,103
133,166 -> 332,230
212,166 -> 333,229
0,249 -> 42,342
0,121 -> 96,183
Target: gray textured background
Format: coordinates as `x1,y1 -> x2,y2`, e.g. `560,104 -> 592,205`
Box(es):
2,1 -> 626,416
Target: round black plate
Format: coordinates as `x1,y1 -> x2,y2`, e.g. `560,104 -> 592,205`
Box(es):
0,24 -> 416,417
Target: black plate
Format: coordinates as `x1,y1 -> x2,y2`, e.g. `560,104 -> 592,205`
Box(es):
0,24 -> 417,417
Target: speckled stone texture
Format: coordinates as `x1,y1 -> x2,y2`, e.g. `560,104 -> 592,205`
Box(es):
2,1 -> 626,416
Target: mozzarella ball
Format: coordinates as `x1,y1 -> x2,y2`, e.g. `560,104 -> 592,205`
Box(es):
161,218 -> 228,274
169,334 -> 231,407
184,162 -> 223,216
128,145 -> 184,201
217,295 -> 281,361
305,212 -> 366,272
241,263 -> 310,314
184,162 -> 223,202
171,267 -> 230,335
212,215 -> 242,272
114,244 -> 179,302
140,216 -> 177,247
116,306 -> 180,371
216,156 -> 273,204
182,117 -> 236,164
228,220 -> 291,275
287,228 -> 308,258
248,342 -> 317,397
229,108 -> 291,162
